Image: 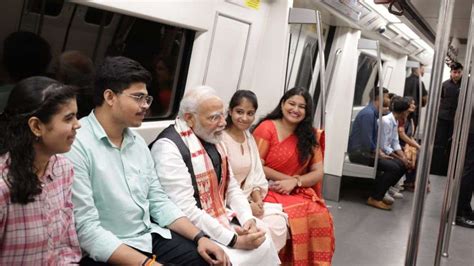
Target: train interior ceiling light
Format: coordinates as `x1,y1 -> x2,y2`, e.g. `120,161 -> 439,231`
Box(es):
320,0 -> 433,63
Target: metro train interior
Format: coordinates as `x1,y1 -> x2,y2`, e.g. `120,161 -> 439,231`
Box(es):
0,0 -> 473,265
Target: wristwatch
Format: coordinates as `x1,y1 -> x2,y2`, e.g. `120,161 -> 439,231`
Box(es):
193,230 -> 210,245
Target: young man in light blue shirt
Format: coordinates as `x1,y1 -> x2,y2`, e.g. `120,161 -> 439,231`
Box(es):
66,56 -> 228,265
380,96 -> 410,201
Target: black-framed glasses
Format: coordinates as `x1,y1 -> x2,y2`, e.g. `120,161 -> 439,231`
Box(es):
122,93 -> 154,106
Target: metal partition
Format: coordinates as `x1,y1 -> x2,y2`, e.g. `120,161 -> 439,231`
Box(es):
434,2 -> 474,265
341,38 -> 383,179
287,8 -> 327,129
404,0 -> 456,264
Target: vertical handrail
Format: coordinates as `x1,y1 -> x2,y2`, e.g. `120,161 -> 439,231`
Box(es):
373,40 -> 384,179
286,24 -> 303,91
37,0 -> 46,35
405,0 -> 456,265
315,11 -> 326,129
436,3 -> 474,263
417,71 -> 423,140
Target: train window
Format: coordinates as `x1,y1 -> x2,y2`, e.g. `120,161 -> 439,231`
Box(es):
84,8 -> 113,26
0,1 -> 195,120
27,0 -> 64,17
353,53 -> 379,106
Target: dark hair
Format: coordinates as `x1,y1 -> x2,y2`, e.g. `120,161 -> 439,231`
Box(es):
94,56 -> 152,106
0,76 -> 76,204
255,87 -> 316,164
450,62 -> 463,70
2,31 -> 52,82
370,87 -> 389,101
391,96 -> 410,113
225,90 -> 258,128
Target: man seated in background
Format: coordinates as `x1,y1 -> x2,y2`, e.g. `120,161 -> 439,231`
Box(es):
348,87 -> 405,210
380,96 -> 410,203
151,86 -> 280,266
56,50 -> 95,118
0,31 -> 51,113
66,57 -> 228,265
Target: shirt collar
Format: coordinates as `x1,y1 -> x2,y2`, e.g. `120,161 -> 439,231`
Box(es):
387,112 -> 397,125
41,155 -> 57,182
87,111 -> 137,148
369,103 -> 379,118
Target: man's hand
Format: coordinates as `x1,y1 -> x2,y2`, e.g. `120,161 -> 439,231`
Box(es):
233,229 -> 266,250
379,152 -> 393,160
235,219 -> 258,236
196,237 -> 230,266
250,201 -> 264,217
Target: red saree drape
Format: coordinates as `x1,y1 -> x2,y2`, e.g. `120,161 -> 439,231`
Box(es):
253,120 -> 335,266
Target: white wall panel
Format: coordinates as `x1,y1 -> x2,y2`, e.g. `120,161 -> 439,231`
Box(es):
324,27 -> 361,176
204,15 -> 250,104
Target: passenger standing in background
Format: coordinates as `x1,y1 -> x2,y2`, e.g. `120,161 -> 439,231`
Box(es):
56,50 -> 95,119
66,57 -> 228,266
404,64 -> 428,129
222,90 -> 288,251
0,31 -> 52,113
432,62 -> 463,175
0,77 -> 81,264
151,86 -> 280,266
348,87 -> 405,210
253,87 -> 335,266
455,105 -> 474,229
398,97 -> 421,191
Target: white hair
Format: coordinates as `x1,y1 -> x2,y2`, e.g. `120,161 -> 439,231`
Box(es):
178,85 -> 221,117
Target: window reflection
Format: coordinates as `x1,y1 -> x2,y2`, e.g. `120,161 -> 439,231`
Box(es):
0,1 -> 194,120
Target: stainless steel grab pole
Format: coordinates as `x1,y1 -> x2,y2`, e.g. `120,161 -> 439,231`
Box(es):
374,40 -> 384,179
438,3 -> 474,260
404,0 -> 456,265
316,10 -> 326,129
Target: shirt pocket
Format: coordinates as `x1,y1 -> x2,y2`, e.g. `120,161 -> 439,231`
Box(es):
127,164 -> 153,200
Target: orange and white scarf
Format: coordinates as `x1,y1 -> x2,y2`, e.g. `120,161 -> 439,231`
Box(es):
174,118 -> 232,228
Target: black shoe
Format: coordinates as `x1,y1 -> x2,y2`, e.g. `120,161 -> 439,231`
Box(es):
466,211 -> 474,220
455,216 -> 474,228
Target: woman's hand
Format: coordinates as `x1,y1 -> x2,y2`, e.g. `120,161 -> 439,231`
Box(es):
250,201 -> 264,217
273,179 -> 297,195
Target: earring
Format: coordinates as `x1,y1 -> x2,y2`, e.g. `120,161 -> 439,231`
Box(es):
35,136 -> 40,142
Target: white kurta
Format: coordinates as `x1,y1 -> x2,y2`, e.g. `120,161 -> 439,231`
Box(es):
151,138 -> 280,266
222,130 -> 288,251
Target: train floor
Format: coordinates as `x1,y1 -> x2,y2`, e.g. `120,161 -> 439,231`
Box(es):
326,174 -> 474,266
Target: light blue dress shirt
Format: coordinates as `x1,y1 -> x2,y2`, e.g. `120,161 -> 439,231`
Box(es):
66,112 -> 184,262
380,112 -> 402,155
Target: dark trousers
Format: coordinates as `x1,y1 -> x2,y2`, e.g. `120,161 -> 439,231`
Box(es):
431,118 -> 454,175
405,170 -> 416,184
79,231 -> 208,266
457,133 -> 474,218
349,150 -> 406,200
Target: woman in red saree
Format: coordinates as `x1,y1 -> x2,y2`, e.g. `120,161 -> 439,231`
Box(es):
253,87 -> 335,266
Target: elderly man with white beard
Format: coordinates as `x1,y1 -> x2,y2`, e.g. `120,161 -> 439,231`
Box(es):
150,86 -> 280,266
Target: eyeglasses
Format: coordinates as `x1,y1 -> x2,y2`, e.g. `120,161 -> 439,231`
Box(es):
207,112 -> 225,123
193,112 -> 226,123
122,93 -> 153,106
